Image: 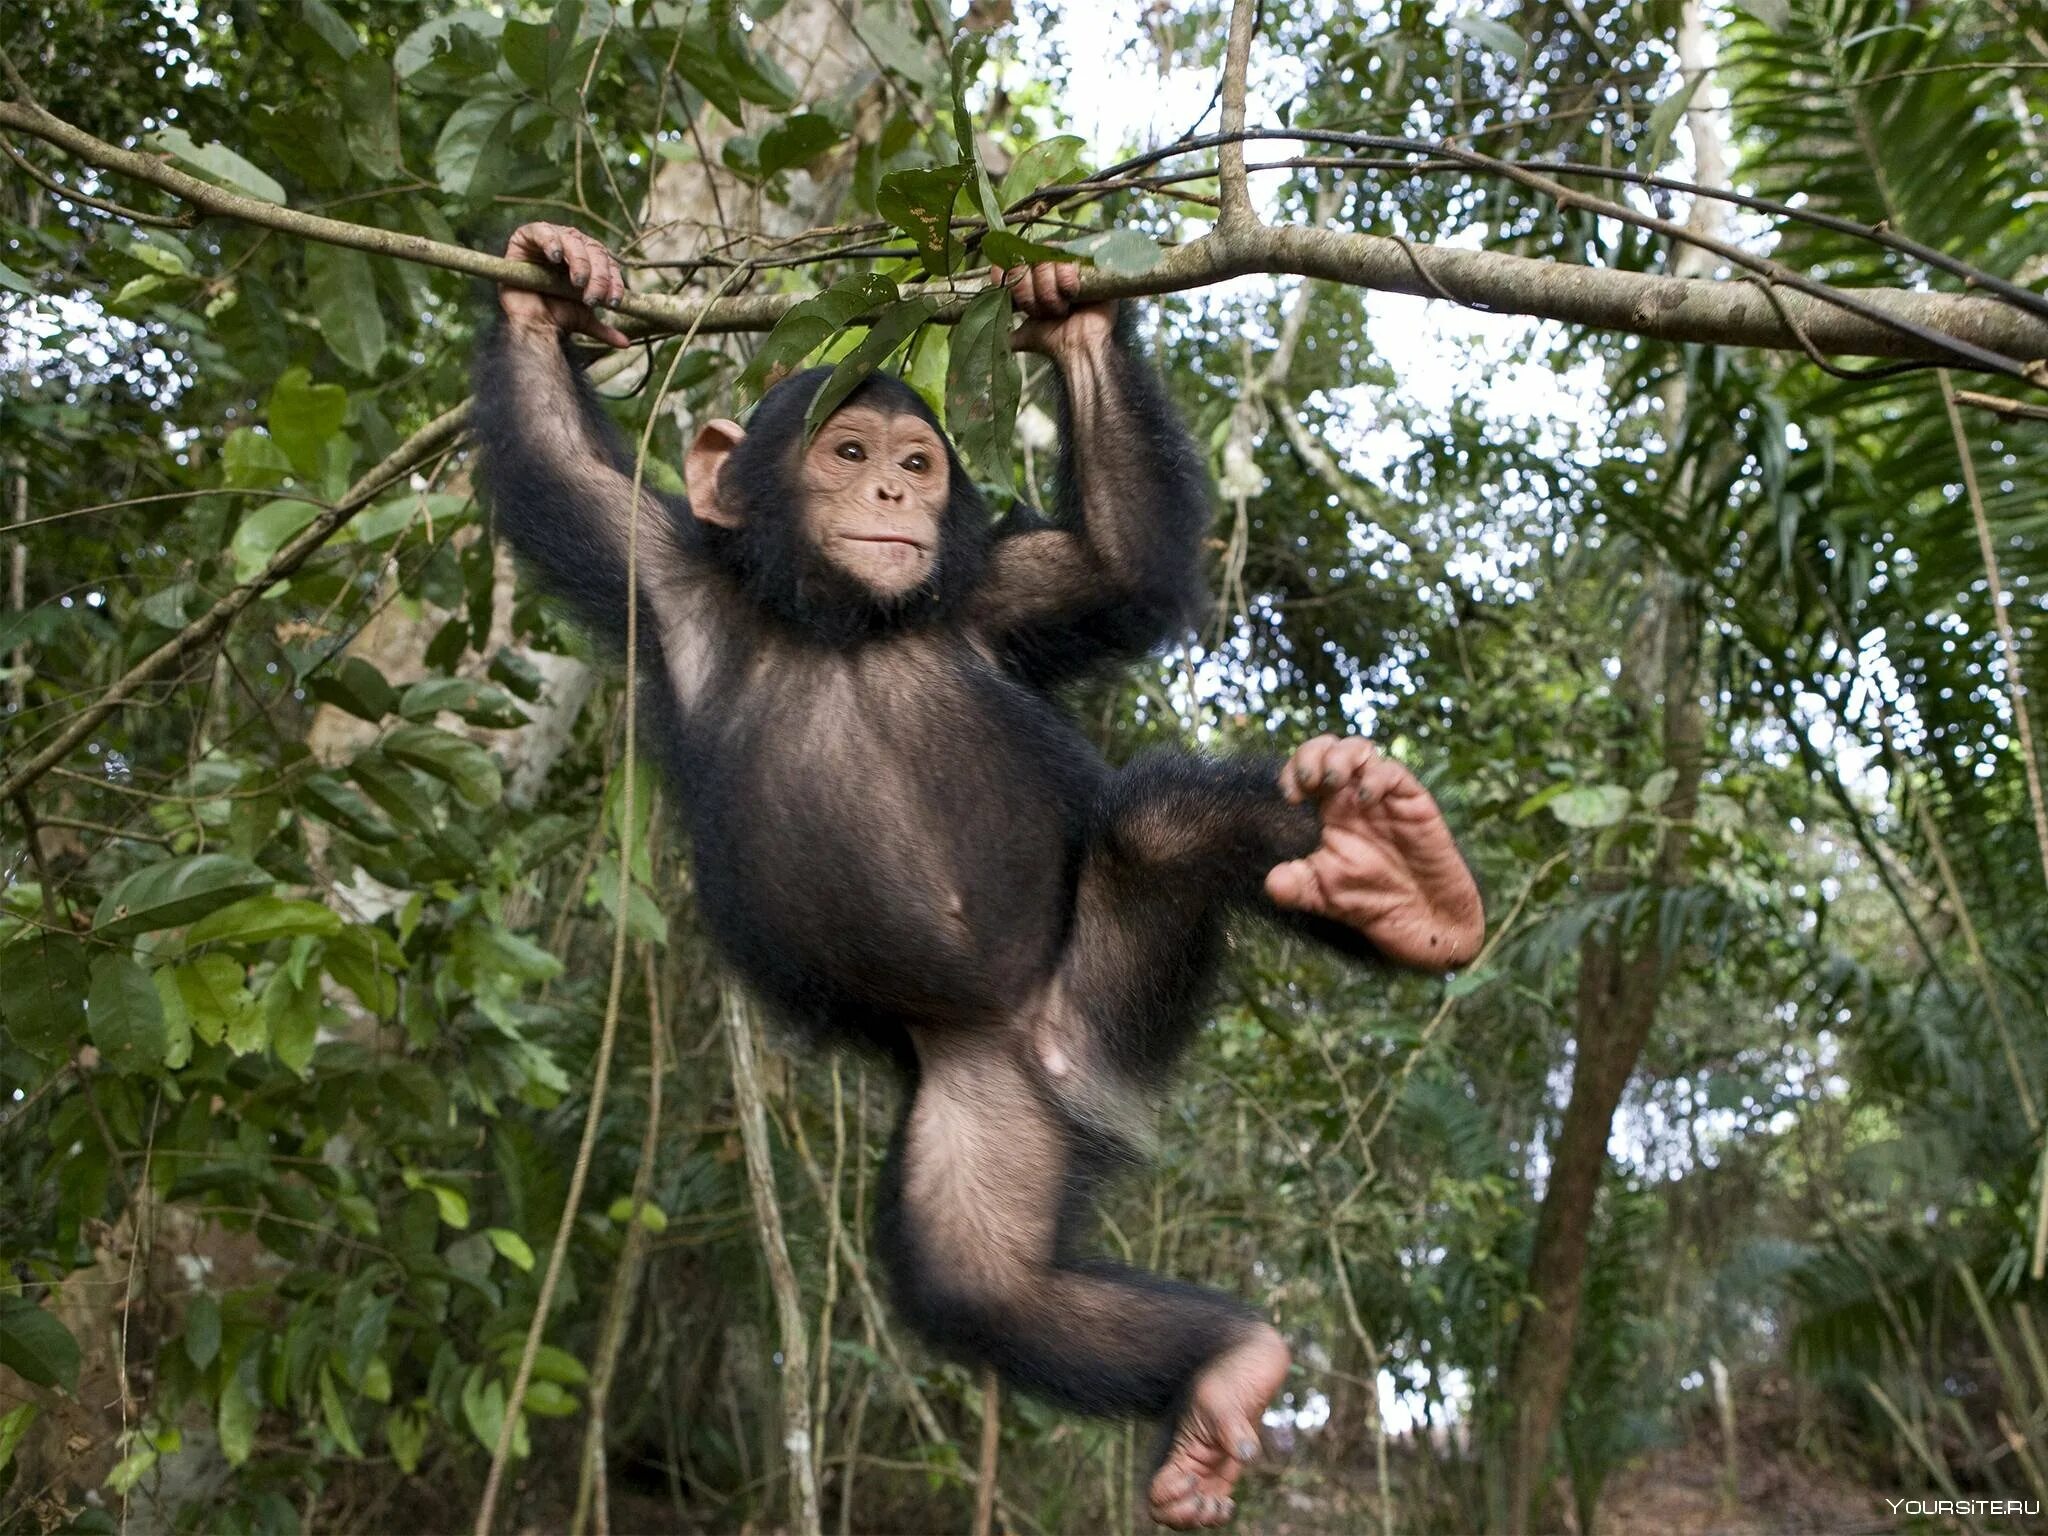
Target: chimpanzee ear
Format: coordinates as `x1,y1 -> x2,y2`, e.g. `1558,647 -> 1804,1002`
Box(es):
684,418 -> 746,528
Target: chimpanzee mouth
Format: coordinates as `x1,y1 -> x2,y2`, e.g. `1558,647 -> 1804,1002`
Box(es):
841,533 -> 926,550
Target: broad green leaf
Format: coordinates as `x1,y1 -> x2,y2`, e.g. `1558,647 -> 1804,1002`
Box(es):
1449,12 -> 1529,61
324,925 -> 400,1014
383,723 -> 503,808
95,854 -> 274,938
300,773 -> 399,844
945,285 -> 1018,486
360,1357 -> 393,1404
607,1197 -> 668,1233
878,164 -> 969,276
88,954 -> 168,1071
310,655 -> 398,721
385,1407 -> 426,1473
1640,73 -> 1705,171
803,297 -> 940,441
222,427 -> 293,490
306,245 -> 385,377
717,17 -> 797,107
999,134 -> 1088,206
672,20 -> 745,124
485,1228 -> 535,1271
461,1370 -> 505,1453
0,1403 -> 39,1474
262,966 -> 323,1074
231,498 -> 324,583
149,126 -> 287,204
522,1345 -> 589,1387
0,262 -> 35,296
1639,767 -> 1680,808
187,896 -> 342,948
1548,784 -> 1634,829
852,9 -> 942,86
739,273 -> 897,395
1070,226 -> 1164,275
981,229 -> 1074,268
948,37 -> 1006,231
395,10 -> 504,76
267,367 -> 347,478
0,935 -> 89,1063
112,274 -> 167,309
434,95 -> 516,197
502,6 -> 579,93
752,112 -> 845,178
184,1293 -> 222,1370
349,751 -> 438,832
105,1444 -> 158,1495
299,0 -> 360,58
0,1295 -> 81,1392
403,1170 -> 471,1229
319,1365 -> 364,1458
165,954 -> 256,1048
218,1374 -> 258,1465
523,1379 -> 579,1416
399,677 -> 528,728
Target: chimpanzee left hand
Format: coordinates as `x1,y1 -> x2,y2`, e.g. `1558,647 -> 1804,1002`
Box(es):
993,261 -> 1116,360
1267,736 -> 1486,971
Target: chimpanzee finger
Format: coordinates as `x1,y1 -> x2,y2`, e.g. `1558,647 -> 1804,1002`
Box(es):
1054,261 -> 1082,302
1354,753 -> 1422,810
1317,736 -> 1376,791
1012,262 -> 1043,313
1029,262 -> 1070,317
1281,735 -> 1338,802
572,314 -> 632,348
1263,857 -> 1324,913
561,239 -> 592,292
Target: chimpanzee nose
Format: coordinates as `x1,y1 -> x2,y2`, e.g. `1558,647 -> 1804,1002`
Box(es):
874,480 -> 904,503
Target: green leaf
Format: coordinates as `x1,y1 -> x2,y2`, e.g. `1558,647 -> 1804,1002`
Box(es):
485,1228 -> 536,1271
878,164 -> 969,276
717,17 -> 797,107
88,954 -> 168,1072
222,427 -> 293,490
306,245 -> 385,377
1548,784 -> 1634,829
752,112 -> 845,178
523,1345 -> 589,1387
360,1356 -> 393,1404
383,723 -> 503,808
1640,72 -> 1705,171
434,95 -> 516,197
0,1295 -> 81,1392
523,1379 -> 579,1416
802,297 -> 941,442
395,10 -> 505,76
672,20 -> 745,124
184,1294 -> 222,1370
310,656 -> 399,722
105,1443 -> 158,1495
0,1403 -> 39,1475
948,37 -> 1006,231
738,273 -> 897,395
267,367 -> 347,478
262,965 -> 323,1074
461,1370 -> 505,1454
231,498 -> 324,583
1639,767 -> 1680,808
1070,226 -> 1163,275
0,936 -> 89,1063
1449,12 -> 1529,61
0,261 -> 35,296
980,229 -> 1073,268
218,1373 -> 258,1466
187,896 -> 342,948
403,1170 -> 471,1229
300,773 -> 399,844
299,0 -> 360,59
399,677 -> 528,728
945,285 -> 1018,486
349,750 -> 437,832
999,134 -> 1088,206
95,854 -> 275,938
502,6 -> 580,93
851,9 -> 942,86
165,955 -> 255,1049
319,1365 -> 365,1458
149,126 -> 287,204
607,1197 -> 668,1233
385,1407 -> 426,1473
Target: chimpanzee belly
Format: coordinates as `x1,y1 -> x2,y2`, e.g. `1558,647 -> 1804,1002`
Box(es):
683,633 -> 1102,1033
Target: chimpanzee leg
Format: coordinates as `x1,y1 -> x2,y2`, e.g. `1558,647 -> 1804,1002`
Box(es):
876,1038 -> 1277,1529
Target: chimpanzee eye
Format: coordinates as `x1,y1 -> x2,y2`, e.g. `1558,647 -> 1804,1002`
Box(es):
836,440 -> 865,462
904,453 -> 931,474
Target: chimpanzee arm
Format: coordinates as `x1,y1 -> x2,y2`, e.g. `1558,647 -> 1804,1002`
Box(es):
473,318 -> 723,710
971,303 -> 1210,686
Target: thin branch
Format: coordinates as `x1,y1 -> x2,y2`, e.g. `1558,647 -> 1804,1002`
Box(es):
1216,0 -> 1260,231
1957,388 -> 2048,424
6,101 -> 2047,366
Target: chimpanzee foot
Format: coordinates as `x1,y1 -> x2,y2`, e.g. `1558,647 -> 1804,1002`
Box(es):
1266,734 -> 1486,971
1148,1324 -> 1289,1529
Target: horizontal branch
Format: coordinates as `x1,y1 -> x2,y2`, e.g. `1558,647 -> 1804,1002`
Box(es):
6,98 -> 2047,368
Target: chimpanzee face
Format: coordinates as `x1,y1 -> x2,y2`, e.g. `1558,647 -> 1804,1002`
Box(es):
798,405 -> 950,596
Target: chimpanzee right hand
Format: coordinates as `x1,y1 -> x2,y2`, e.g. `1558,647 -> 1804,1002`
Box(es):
499,222 -> 631,347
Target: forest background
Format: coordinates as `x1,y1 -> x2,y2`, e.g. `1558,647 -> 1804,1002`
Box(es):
3,1 -> 2048,1533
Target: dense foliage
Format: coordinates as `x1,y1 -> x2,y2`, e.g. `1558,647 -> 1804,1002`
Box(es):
3,1 -> 2045,1532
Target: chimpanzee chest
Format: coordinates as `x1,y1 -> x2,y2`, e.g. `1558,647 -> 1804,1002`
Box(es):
687,633 -> 1098,1028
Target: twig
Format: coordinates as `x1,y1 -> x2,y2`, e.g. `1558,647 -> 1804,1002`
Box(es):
972,1370 -> 1001,1536
1216,0 -> 1260,232
1957,388 -> 2048,423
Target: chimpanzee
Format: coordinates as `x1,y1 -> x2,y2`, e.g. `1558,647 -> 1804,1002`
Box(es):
473,222 -> 1484,1530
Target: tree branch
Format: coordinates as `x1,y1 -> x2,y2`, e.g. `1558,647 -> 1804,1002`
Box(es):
1216,0 -> 1260,231
6,99 -> 2047,366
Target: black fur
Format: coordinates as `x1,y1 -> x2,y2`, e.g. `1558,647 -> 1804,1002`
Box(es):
473,308 -> 1383,1448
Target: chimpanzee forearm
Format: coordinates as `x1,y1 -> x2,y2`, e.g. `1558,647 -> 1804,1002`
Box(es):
472,319 -> 686,650
1044,308 -> 1209,632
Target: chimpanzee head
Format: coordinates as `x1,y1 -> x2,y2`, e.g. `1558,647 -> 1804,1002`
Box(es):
683,368 -> 991,644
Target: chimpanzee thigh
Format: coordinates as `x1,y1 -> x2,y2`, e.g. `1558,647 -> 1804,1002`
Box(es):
876,1037 -> 1260,1418
1039,751 -> 1322,1099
